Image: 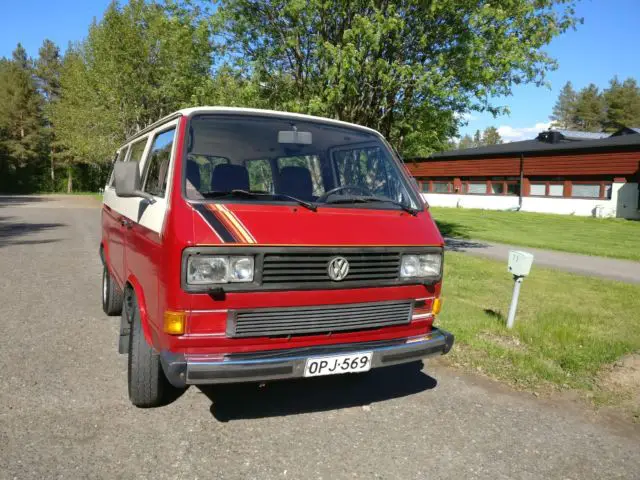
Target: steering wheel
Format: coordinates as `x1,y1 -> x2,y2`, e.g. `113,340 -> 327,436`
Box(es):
316,185 -> 373,202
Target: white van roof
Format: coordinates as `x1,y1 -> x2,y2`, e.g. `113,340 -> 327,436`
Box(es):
124,107 -> 382,145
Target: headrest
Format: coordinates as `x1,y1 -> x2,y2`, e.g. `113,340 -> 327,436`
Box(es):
211,163 -> 250,192
279,166 -> 313,201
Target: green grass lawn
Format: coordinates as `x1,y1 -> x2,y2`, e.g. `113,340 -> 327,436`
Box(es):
437,252 -> 640,406
430,207 -> 640,261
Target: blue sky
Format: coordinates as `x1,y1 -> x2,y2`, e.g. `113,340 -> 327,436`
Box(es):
2,0 -> 639,142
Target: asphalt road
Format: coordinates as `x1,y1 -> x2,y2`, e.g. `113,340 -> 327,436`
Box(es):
1,195 -> 639,480
446,237 -> 640,284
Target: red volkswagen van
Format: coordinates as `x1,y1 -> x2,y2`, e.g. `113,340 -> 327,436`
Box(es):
100,107 -> 453,407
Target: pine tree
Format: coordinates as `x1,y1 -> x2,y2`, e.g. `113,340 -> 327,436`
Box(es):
0,44 -> 46,192
574,84 -> 605,132
482,126 -> 502,145
603,76 -> 640,131
35,39 -> 62,189
473,129 -> 481,147
550,81 -> 578,129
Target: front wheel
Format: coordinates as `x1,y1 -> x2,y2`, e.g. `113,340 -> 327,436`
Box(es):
102,265 -> 123,316
126,289 -> 170,407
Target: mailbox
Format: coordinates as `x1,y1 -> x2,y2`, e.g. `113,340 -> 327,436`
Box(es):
508,250 -> 534,277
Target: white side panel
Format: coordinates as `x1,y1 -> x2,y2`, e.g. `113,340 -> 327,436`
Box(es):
422,183 -> 640,219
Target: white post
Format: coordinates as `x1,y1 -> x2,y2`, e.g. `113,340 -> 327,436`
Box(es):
506,275 -> 524,329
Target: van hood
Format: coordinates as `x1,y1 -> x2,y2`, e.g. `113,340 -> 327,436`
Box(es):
192,203 -> 443,246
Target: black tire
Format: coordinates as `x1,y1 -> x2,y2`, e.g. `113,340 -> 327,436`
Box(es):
102,265 -> 123,316
126,289 -> 168,408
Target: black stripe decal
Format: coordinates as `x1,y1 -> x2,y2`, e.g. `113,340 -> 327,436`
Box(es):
194,204 -> 237,243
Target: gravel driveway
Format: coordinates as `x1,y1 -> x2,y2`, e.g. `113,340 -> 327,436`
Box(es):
1,195 -> 638,480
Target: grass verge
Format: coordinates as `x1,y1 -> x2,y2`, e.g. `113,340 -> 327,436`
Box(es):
437,252 -> 640,409
430,207 -> 640,261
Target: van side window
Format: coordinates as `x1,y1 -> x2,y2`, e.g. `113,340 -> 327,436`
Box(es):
143,128 -> 176,198
246,159 -> 273,193
128,137 -> 148,163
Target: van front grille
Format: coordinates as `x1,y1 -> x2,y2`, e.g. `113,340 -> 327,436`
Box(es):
261,252 -> 400,284
229,301 -> 413,338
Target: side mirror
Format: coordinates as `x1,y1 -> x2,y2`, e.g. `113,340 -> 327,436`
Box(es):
113,161 -> 156,203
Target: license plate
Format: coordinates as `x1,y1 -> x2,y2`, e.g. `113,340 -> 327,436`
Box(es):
304,352 -> 373,378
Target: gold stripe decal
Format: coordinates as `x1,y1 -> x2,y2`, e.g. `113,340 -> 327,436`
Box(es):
214,204 -> 257,244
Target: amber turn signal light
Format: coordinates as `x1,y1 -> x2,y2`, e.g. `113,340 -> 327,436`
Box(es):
163,311 -> 186,335
432,298 -> 442,315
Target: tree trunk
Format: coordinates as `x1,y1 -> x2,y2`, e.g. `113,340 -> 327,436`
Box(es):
67,167 -> 73,193
50,147 -> 55,188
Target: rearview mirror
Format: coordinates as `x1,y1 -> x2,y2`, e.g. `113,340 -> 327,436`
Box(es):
278,130 -> 312,145
113,161 -> 156,203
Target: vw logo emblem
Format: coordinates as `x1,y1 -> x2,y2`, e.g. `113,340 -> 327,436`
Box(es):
327,256 -> 349,281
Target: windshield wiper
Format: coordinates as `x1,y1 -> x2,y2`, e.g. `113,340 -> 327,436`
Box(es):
323,196 -> 419,216
200,190 -> 317,211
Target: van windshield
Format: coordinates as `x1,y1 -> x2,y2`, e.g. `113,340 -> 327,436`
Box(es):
184,114 -> 420,211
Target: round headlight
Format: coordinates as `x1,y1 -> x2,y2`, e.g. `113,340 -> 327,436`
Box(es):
229,256 -> 254,282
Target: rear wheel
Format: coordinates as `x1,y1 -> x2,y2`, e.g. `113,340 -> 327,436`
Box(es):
126,288 -> 169,408
102,265 -> 123,316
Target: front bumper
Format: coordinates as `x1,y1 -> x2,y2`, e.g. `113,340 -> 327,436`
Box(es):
161,328 -> 454,388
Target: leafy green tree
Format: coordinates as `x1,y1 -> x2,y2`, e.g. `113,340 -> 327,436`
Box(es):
574,84 -> 605,132
482,126 -> 502,145
0,44 -> 46,192
550,81 -> 578,129
216,0 -> 579,156
52,0 -> 214,190
603,77 -> 640,131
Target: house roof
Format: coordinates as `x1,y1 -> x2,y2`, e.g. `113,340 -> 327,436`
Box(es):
413,128 -> 640,161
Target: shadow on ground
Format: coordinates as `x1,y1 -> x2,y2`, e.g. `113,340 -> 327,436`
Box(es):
444,237 -> 489,252
198,361 -> 437,422
0,196 -> 50,208
0,216 -> 64,248
435,220 -> 489,252
435,220 -> 471,238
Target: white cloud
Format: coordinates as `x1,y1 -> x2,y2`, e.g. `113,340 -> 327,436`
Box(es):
497,122 -> 551,142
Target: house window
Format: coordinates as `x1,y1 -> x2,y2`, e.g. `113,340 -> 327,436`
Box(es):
529,183 -> 546,196
548,184 -> 564,197
528,179 -> 612,199
571,184 -> 600,198
432,180 -> 452,193
465,179 -> 487,194
417,178 -> 453,193
490,177 -> 519,196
